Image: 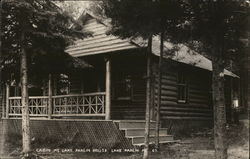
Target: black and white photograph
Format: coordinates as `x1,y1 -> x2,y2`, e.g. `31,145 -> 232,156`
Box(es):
0,0 -> 249,158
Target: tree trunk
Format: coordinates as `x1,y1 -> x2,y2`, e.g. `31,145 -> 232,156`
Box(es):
143,36 -> 152,159
247,35 -> 250,152
155,32 -> 164,150
212,58 -> 227,159
0,0 -> 3,119
20,29 -> 31,157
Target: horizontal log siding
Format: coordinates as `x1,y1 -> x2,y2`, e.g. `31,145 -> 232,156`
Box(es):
69,74 -> 83,94
152,61 -> 212,120
111,80 -> 146,120
188,74 -> 211,108
111,103 -> 146,120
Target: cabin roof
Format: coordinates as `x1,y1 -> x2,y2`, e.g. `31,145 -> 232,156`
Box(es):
132,36 -> 238,78
66,12 -> 238,78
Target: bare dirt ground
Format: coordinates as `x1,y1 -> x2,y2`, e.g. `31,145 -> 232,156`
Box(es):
2,119 -> 249,159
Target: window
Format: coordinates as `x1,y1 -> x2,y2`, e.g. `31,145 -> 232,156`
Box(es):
58,74 -> 70,95
114,72 -> 146,101
177,73 -> 188,103
115,75 -> 132,100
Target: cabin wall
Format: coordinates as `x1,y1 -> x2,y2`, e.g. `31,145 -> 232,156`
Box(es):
152,59 -> 213,134
152,60 -> 213,120
69,73 -> 85,94
151,59 -> 238,134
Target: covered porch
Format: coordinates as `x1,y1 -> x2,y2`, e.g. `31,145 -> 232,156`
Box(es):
1,50 -> 148,120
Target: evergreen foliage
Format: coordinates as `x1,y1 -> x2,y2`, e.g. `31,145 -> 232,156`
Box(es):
1,0 -> 87,83
102,0 -> 188,40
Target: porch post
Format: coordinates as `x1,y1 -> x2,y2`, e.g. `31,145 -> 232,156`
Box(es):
105,58 -> 111,120
5,84 -> 9,119
48,74 -> 52,119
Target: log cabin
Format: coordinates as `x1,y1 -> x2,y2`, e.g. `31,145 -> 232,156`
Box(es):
0,11 -> 240,149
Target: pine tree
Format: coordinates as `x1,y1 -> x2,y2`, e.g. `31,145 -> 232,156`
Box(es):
1,0 -> 86,157
183,1 -> 250,158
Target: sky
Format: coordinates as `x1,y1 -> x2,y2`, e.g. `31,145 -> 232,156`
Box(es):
55,1 -> 92,19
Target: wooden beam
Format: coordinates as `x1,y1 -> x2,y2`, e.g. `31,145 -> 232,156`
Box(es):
48,74 -> 52,119
5,84 -> 9,119
105,58 -> 111,120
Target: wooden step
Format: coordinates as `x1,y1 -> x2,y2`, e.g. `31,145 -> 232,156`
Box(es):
115,120 -> 156,129
113,120 -> 174,147
130,135 -> 174,145
125,128 -> 168,137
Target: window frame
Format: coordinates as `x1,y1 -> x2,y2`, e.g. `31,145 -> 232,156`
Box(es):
177,72 -> 189,103
114,75 -> 133,100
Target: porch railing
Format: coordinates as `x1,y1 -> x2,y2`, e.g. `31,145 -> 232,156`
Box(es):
52,92 -> 106,117
9,96 -> 48,117
7,92 -> 106,118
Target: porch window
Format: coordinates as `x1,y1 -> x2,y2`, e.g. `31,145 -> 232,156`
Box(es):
58,74 -> 70,95
115,75 -> 132,100
177,73 -> 188,103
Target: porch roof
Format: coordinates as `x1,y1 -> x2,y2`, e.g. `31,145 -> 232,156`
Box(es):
66,11 -> 238,78
66,11 -> 138,57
